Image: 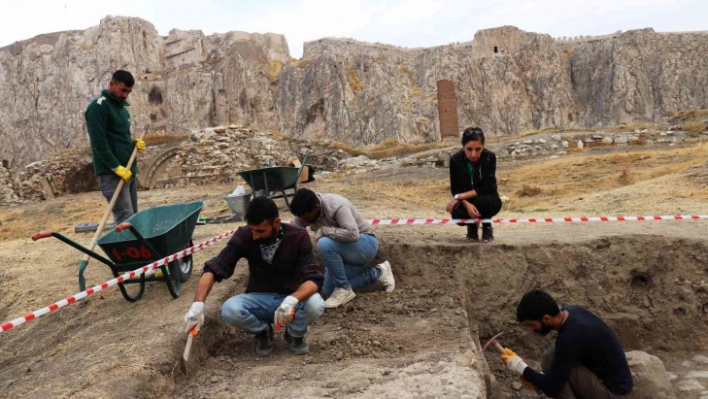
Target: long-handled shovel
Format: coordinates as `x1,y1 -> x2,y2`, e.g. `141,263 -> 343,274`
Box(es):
77,132 -> 146,291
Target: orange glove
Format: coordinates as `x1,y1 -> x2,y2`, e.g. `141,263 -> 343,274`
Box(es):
501,347 -> 529,375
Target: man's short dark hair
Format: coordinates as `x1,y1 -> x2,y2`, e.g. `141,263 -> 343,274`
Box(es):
246,197 -> 279,225
462,126 -> 485,146
516,289 -> 560,322
289,188 -> 320,216
111,70 -> 135,87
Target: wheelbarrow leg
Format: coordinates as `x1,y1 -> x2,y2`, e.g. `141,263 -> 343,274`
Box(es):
163,262 -> 182,299
282,189 -> 291,208
114,269 -> 146,302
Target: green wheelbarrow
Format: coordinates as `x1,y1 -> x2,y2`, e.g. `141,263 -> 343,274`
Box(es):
238,151 -> 310,208
32,201 -> 204,302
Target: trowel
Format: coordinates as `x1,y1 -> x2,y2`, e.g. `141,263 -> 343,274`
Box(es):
180,326 -> 198,375
481,331 -> 542,394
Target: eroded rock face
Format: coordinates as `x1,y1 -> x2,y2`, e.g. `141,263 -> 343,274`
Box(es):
1,18 -> 707,170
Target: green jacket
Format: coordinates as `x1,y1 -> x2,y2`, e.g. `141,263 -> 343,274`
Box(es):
85,89 -> 138,176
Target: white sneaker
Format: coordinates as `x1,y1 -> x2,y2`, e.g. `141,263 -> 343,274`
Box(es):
376,261 -> 395,293
324,287 -> 356,308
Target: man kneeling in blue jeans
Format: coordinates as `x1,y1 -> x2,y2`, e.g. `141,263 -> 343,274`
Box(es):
184,197 -> 325,356
290,189 -> 395,309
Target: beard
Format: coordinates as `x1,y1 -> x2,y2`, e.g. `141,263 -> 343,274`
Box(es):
255,227 -> 278,246
534,322 -> 554,336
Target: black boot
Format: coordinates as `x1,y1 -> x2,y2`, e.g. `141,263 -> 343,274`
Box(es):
284,329 -> 310,355
255,324 -> 274,356
466,223 -> 479,241
482,223 -> 494,243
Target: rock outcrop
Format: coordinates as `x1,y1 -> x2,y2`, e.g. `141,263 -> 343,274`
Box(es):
625,351 -> 676,399
1,17 -> 707,170
0,159 -> 21,205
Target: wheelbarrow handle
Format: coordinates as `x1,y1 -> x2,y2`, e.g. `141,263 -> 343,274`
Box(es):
31,231 -> 114,267
115,223 -> 132,233
32,231 -> 53,241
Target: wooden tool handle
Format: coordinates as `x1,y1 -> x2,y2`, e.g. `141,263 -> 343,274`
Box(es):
80,130 -> 147,261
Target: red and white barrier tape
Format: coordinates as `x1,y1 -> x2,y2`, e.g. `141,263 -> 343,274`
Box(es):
367,215 -> 708,225
2,213 -> 707,333
0,228 -> 238,333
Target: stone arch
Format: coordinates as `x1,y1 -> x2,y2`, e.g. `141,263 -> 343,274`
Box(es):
142,147 -> 181,189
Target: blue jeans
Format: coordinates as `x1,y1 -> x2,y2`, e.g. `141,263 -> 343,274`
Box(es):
316,234 -> 380,297
221,293 -> 325,338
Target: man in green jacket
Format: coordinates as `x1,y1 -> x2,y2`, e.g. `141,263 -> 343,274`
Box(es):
85,70 -> 146,224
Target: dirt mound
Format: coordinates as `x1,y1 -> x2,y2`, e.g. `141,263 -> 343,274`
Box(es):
2,234 -> 707,398
161,236 -> 708,398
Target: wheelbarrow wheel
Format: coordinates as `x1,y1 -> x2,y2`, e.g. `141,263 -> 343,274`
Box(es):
177,240 -> 194,283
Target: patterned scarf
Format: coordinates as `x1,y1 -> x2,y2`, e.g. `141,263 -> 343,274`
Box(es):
259,228 -> 284,264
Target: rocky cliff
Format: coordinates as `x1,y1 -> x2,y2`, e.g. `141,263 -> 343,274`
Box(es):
1,17 -> 707,169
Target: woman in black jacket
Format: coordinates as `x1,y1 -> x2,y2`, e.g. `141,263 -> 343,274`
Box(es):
447,127 -> 502,242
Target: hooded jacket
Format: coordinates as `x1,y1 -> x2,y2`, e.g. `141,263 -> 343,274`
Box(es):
449,148 -> 498,197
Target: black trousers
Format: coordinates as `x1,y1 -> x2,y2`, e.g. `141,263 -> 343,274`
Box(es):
451,194 -> 502,220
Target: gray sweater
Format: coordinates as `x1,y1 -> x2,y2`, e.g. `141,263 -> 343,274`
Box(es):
293,194 -> 375,242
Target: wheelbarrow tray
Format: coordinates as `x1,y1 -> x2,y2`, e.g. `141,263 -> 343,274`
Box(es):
238,167 -> 300,192
96,200 -> 204,271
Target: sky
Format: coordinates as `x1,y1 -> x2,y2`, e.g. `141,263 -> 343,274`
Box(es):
1,0 -> 706,58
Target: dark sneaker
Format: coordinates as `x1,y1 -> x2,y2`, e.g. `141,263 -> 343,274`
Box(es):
467,224 -> 479,241
482,224 -> 494,243
284,330 -> 310,355
255,324 -> 274,356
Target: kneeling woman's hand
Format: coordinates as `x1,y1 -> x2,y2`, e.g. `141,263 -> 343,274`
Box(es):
446,198 -> 459,213
465,202 -> 481,218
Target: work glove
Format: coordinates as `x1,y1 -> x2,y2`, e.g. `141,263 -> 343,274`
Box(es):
133,137 -> 146,153
521,377 -> 538,391
184,302 -> 204,333
274,296 -> 298,331
113,165 -> 133,183
501,347 -> 529,376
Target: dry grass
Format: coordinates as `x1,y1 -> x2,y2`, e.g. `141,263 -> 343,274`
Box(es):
411,85 -> 426,99
291,59 -> 314,68
501,146 -> 708,209
683,120 -> 707,134
330,138 -> 454,159
51,146 -> 92,158
398,65 -> 414,77
516,184 -> 543,197
617,166 -> 634,185
348,70 -> 362,94
143,133 -> 190,145
668,109 -> 708,124
603,123 -> 661,133
265,60 -> 282,82
517,127 -> 590,138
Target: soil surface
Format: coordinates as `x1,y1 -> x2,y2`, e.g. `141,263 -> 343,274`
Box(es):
1,140 -> 707,398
